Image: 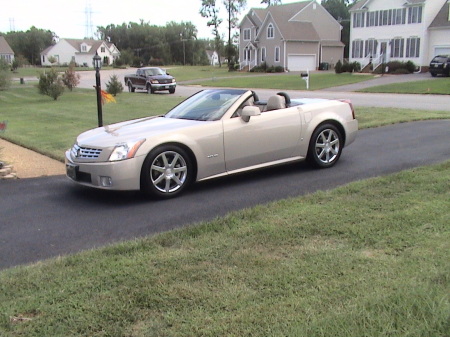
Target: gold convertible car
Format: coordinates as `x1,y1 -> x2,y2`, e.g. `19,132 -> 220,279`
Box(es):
66,89 -> 358,198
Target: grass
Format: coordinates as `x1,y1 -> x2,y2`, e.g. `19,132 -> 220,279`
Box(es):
1,86 -> 449,162
358,77 -> 450,95
0,86 -> 183,161
190,72 -> 374,90
0,161 -> 449,336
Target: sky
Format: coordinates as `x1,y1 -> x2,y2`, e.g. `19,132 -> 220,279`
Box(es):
0,0 -> 303,40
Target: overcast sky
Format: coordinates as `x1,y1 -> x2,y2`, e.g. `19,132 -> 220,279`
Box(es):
1,0 -> 303,40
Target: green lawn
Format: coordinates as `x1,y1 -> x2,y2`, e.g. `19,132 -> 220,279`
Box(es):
0,84 -> 449,336
358,77 -> 450,95
0,161 -> 448,336
1,86 -> 449,161
190,72 -> 374,90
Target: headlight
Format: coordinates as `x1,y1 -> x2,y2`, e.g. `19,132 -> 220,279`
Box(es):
151,79 -> 159,84
172,78 -> 176,83
109,139 -> 146,161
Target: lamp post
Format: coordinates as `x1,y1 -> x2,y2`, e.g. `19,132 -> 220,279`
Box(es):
93,52 -> 103,127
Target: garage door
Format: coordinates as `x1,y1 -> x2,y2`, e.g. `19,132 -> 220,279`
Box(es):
288,55 -> 316,71
434,47 -> 450,56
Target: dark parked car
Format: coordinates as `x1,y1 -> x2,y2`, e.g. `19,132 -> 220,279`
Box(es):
429,55 -> 450,77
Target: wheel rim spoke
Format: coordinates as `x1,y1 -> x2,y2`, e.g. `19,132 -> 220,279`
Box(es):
150,151 -> 188,193
315,129 -> 340,164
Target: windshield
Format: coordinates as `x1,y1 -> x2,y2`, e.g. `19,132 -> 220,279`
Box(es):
144,68 -> 166,76
165,89 -> 247,121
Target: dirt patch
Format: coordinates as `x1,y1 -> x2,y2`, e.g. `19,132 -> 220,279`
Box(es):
0,138 -> 65,179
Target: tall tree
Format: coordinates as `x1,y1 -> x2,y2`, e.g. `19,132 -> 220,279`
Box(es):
5,27 -> 54,65
321,0 -> 356,58
200,0 -> 224,66
223,0 -> 247,71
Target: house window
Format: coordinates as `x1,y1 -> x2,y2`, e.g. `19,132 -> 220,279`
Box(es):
390,38 -> 404,58
243,28 -> 251,41
244,48 -> 251,61
406,37 -> 420,57
365,39 -> 378,57
101,47 -> 105,53
353,12 -> 365,28
261,47 -> 266,63
81,45 -> 87,52
352,40 -> 364,58
267,24 -> 274,39
367,11 -> 379,27
275,46 -> 280,62
393,8 -> 406,25
408,6 -> 422,24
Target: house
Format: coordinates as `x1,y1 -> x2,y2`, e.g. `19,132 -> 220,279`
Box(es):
206,50 -> 220,66
349,0 -> 450,71
0,36 -> 15,65
239,0 -> 344,71
41,39 -> 120,67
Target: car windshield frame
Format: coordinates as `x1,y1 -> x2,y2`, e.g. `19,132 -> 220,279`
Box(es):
164,89 -> 247,121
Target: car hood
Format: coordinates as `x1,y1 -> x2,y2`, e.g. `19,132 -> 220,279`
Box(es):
77,116 -> 205,147
149,74 -> 173,80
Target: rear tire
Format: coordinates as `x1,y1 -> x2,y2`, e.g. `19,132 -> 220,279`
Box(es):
308,124 -> 343,168
169,88 -> 175,94
141,145 -> 193,199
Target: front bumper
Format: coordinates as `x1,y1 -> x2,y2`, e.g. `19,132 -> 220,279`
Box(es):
152,83 -> 176,91
65,150 -> 146,191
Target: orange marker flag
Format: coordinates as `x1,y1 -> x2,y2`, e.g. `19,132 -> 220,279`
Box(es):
100,90 -> 116,105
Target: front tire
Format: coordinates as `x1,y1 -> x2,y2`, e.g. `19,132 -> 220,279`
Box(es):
147,85 -> 155,94
141,145 -> 193,198
308,124 -> 343,168
128,82 -> 135,92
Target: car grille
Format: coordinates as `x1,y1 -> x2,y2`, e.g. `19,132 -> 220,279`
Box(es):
71,144 -> 102,159
159,79 -> 173,84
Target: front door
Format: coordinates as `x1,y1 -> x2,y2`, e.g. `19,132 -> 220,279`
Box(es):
222,108 -> 302,172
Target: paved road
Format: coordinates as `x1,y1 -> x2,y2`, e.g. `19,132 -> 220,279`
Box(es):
76,69 -> 450,111
1,120 -> 449,270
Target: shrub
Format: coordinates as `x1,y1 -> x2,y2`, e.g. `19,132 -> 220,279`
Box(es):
0,59 -> 11,91
335,60 -> 343,74
106,74 -> 124,96
37,69 -> 65,100
62,63 -> 80,91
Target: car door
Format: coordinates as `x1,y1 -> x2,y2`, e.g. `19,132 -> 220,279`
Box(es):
222,107 -> 302,172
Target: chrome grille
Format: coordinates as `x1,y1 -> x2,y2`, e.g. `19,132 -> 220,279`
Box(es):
71,144 -> 102,159
160,79 -> 173,84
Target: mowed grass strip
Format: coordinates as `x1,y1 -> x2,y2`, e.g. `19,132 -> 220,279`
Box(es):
0,161 -> 449,336
358,77 -> 450,95
0,86 -> 183,161
2,86 -> 449,162
190,72 -> 375,90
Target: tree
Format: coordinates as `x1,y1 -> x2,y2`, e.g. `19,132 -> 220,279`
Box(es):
321,0 -> 356,58
62,63 -> 81,91
223,0 -> 247,71
38,69 -> 64,100
106,75 -> 124,96
0,59 -> 11,91
4,27 -> 54,65
200,0 -> 224,66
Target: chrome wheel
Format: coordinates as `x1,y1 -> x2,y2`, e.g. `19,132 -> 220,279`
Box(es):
141,146 -> 193,198
308,124 -> 342,168
151,151 -> 188,193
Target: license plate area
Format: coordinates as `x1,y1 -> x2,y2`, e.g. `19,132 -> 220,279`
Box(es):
66,163 -> 79,180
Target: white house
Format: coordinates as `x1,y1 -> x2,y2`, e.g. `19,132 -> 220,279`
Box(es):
206,50 -> 220,66
349,0 -> 450,71
239,0 -> 344,72
0,36 -> 14,65
41,39 -> 120,66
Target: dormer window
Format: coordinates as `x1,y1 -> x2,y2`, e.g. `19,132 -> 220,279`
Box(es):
408,6 -> 422,24
243,28 -> 251,41
267,23 -> 274,39
81,44 -> 87,52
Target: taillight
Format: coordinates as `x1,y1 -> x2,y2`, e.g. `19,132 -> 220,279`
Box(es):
339,99 -> 356,119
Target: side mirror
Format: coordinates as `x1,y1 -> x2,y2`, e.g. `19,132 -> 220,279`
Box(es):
241,106 -> 261,122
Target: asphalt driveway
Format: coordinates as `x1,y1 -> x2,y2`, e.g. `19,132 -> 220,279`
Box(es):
1,120 -> 449,270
